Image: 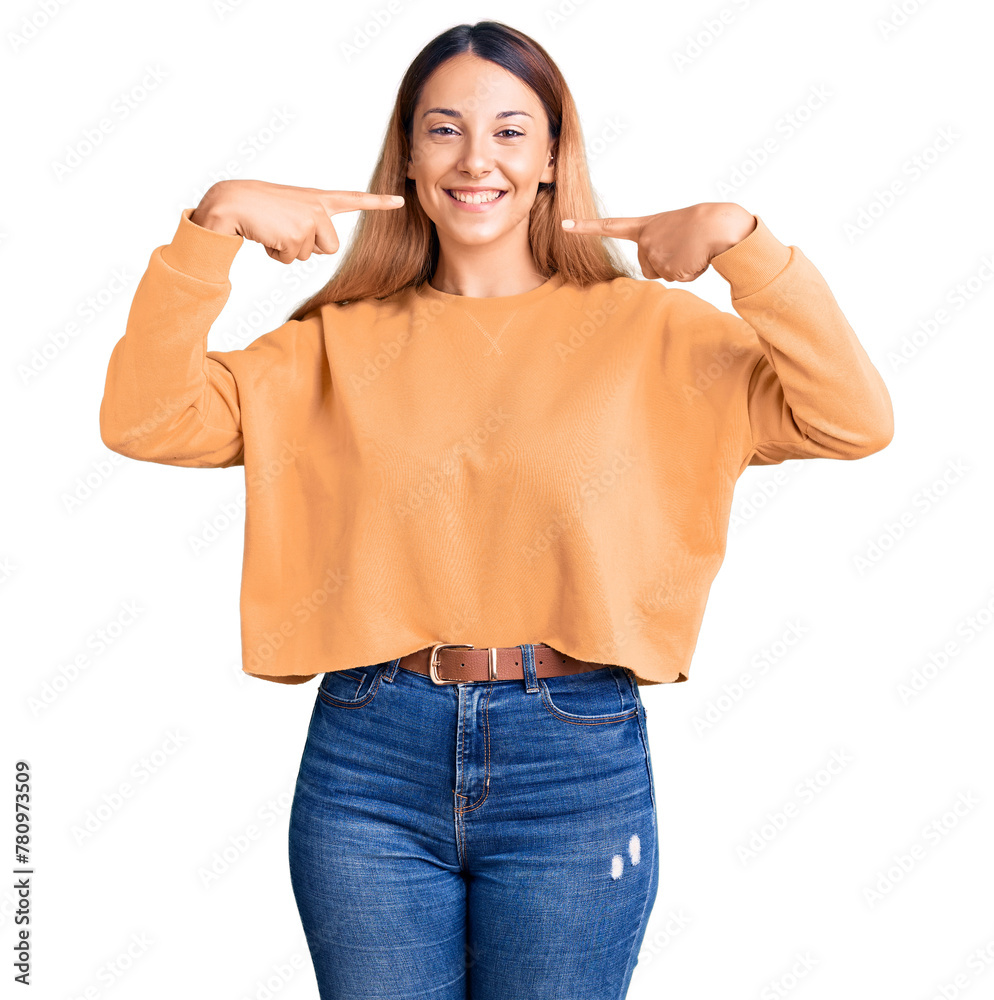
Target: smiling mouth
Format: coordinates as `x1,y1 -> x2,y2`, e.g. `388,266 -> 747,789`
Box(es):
445,189 -> 507,205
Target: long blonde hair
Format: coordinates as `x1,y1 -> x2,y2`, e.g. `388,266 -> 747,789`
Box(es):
285,20 -> 636,321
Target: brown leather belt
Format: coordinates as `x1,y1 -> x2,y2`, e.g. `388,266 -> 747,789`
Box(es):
398,642 -> 610,685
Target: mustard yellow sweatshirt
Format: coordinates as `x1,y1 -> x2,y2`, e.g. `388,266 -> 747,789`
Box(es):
98,209 -> 894,686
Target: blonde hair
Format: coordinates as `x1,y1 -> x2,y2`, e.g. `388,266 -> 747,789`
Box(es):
285,19 -> 636,321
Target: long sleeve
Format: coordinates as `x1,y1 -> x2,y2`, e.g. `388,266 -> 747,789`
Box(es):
98,209 -> 249,468
704,215 -> 895,470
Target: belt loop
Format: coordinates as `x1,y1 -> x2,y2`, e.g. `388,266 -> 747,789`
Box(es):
382,657 -> 402,683
520,643 -> 539,694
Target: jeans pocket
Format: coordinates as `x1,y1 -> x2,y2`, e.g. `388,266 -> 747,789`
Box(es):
317,663 -> 387,709
539,665 -> 640,725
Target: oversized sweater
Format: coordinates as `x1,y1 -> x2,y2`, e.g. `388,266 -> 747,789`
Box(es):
98,208 -> 894,687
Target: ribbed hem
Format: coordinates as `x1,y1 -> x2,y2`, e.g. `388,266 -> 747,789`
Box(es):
159,208 -> 244,283
709,215 -> 792,299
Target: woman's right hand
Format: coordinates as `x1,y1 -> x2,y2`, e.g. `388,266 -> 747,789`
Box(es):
189,179 -> 405,264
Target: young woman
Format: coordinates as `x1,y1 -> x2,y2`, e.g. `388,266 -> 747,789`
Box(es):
99,19 -> 894,1000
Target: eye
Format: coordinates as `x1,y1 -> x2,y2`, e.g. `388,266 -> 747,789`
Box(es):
427,127 -> 525,138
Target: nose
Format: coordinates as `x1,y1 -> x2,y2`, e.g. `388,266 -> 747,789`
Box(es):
457,131 -> 493,178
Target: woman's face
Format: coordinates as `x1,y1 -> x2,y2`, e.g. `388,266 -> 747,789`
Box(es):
406,51 -> 556,248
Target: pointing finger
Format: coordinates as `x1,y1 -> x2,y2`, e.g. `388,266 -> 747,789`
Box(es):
320,190 -> 406,215
561,216 -> 644,241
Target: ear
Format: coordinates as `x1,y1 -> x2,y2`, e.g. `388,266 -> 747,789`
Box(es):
406,155 -> 415,181
540,145 -> 556,185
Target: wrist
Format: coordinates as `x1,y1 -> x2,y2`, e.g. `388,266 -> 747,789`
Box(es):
708,203 -> 756,257
191,185 -> 240,235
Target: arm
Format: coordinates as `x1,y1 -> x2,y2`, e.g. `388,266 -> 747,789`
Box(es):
98,208 -> 248,467
707,214 -> 895,469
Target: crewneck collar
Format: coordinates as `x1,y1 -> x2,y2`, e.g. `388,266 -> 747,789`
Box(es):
415,272 -> 565,314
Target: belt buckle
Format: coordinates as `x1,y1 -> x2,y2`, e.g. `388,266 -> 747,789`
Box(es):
428,643 -> 499,685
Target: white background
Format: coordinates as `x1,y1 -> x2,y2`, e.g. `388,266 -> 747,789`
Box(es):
3,0 -> 993,998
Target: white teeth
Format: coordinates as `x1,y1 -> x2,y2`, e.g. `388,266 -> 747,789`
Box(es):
449,189 -> 503,204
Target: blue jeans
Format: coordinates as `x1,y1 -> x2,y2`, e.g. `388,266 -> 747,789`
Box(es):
288,643 -> 659,999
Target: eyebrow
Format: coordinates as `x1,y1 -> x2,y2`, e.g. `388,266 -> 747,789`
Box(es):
421,108 -> 533,120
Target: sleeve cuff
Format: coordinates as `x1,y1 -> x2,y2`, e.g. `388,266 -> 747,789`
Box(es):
709,215 -> 792,298
159,208 -> 245,283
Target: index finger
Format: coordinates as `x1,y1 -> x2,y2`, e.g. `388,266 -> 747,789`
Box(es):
561,216 -> 643,241
321,190 -> 406,214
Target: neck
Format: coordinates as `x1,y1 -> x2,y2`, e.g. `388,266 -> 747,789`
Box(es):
431,230 -> 549,298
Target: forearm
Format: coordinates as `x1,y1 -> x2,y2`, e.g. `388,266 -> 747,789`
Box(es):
98,209 -> 246,467
708,216 -> 894,463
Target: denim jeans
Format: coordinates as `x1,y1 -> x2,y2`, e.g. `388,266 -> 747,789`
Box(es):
287,643 -> 659,999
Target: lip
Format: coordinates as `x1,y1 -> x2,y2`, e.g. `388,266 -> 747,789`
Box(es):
443,187 -> 507,212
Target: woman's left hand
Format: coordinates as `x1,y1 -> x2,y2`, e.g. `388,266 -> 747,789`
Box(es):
561,202 -> 756,282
